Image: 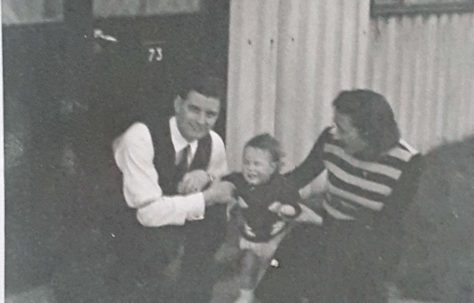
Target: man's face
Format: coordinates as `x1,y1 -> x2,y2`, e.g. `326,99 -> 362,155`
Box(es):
333,110 -> 367,154
174,90 -> 220,142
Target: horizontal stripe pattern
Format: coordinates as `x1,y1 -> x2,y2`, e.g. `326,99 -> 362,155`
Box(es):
324,143 -> 403,180
387,145 -> 413,162
323,200 -> 355,220
324,152 -> 398,187
323,138 -> 418,219
327,173 -> 388,203
328,182 -> 384,211
324,161 -> 392,195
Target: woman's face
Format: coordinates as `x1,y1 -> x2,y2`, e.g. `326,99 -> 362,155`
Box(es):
333,111 -> 367,154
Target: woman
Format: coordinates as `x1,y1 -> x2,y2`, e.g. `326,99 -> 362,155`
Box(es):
256,90 -> 423,303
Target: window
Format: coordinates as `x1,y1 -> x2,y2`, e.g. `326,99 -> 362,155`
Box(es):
2,0 -> 63,25
93,0 -> 202,18
371,0 -> 474,16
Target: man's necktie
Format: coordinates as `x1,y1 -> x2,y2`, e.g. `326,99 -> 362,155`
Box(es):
175,145 -> 191,184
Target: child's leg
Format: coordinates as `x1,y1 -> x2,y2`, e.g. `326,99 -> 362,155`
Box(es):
256,254 -> 273,285
235,234 -> 287,302
240,249 -> 260,290
235,250 -> 260,303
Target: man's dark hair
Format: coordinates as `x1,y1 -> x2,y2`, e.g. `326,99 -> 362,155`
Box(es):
245,133 -> 284,164
178,72 -> 226,102
333,89 -> 400,156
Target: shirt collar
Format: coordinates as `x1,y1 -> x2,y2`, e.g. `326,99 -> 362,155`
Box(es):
169,117 -> 198,155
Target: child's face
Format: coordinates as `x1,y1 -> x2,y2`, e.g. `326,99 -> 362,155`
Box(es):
242,146 -> 277,186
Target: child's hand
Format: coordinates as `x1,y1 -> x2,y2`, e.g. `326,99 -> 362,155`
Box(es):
237,197 -> 249,209
226,197 -> 248,220
279,205 -> 296,217
268,201 -> 282,213
294,203 -> 323,225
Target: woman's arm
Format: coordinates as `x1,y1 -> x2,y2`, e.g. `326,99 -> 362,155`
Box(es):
380,153 -> 424,224
284,128 -> 332,189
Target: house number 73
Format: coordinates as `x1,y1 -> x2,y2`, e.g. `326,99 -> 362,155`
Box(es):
148,47 -> 163,62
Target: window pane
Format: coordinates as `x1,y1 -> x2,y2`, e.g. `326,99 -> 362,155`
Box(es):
2,0 -> 63,25
406,0 -> 472,4
373,0 -> 401,4
93,0 -> 202,18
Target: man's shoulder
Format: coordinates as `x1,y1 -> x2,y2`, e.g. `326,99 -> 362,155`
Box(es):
126,121 -> 150,134
208,130 -> 224,142
113,122 -> 147,143
112,122 -> 154,155
119,122 -> 152,143
208,130 -> 226,149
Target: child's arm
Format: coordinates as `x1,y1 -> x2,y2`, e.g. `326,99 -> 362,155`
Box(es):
220,173 -> 242,220
278,176 -> 323,225
278,184 -> 303,219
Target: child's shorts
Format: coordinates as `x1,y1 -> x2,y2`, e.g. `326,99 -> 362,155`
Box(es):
239,230 -> 288,259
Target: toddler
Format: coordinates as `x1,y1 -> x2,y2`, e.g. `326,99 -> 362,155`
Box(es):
224,134 -> 302,303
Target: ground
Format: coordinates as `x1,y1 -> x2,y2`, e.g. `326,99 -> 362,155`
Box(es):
6,137 -> 474,303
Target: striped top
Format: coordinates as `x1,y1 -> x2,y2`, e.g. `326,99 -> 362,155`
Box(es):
287,127 -> 422,221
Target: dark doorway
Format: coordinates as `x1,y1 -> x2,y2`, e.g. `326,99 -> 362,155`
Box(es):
3,0 -> 230,295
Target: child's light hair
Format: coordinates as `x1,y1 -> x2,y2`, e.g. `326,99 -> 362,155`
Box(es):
245,133 -> 284,168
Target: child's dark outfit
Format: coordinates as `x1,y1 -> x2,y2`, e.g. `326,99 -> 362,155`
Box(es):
224,173 -> 302,257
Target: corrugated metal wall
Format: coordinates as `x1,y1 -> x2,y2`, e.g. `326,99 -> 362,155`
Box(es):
227,0 -> 474,171
226,0 -> 371,170
368,12 -> 474,153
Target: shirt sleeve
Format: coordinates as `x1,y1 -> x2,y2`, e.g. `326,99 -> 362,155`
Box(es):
208,131 -> 229,179
113,122 -> 205,227
284,127 -> 332,188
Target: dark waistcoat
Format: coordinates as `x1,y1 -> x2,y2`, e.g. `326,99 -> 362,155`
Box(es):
148,118 -> 212,194
110,117 -> 212,267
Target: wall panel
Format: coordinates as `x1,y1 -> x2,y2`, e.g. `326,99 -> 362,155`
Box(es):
228,0 -> 474,171
227,0 -> 371,170
368,13 -> 474,152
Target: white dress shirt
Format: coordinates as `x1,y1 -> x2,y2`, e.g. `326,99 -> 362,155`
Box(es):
113,117 -> 228,227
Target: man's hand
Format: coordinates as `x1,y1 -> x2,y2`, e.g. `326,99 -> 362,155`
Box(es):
177,170 -> 211,194
203,181 -> 235,207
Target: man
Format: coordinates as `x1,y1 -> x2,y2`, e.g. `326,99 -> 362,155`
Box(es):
112,74 -> 234,302
257,90 -> 423,303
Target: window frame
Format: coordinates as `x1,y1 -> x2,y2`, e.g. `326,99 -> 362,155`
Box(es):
371,0 -> 474,17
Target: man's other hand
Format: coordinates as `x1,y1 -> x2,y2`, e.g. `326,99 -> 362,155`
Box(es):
203,181 -> 235,207
178,170 -> 211,194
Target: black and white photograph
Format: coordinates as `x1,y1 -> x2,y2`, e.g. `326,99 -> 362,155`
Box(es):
3,1 -> 474,302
